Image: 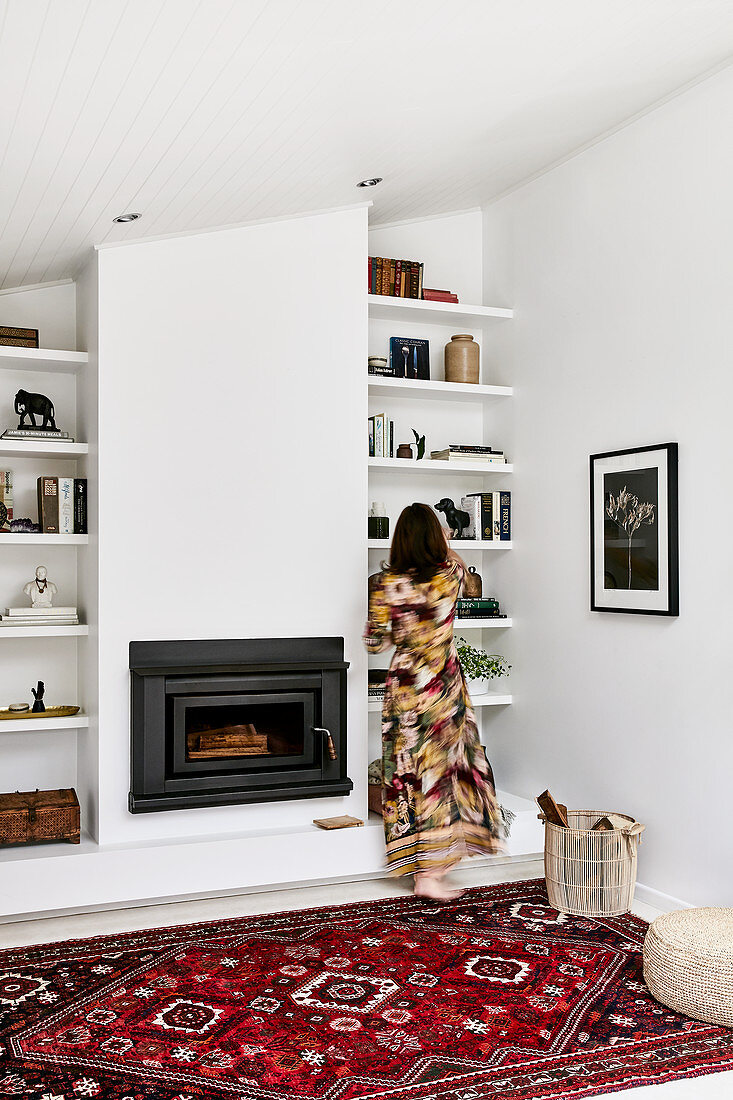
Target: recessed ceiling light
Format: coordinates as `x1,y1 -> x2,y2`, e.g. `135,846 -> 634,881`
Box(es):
357,178 -> 382,188
113,211 -> 141,223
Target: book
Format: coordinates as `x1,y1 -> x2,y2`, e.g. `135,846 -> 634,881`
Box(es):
74,478 -> 87,534
367,257 -> 423,298
499,490 -> 511,541
389,337 -> 429,380
422,288 -> 459,302
462,493 -> 494,540
0,470 -> 12,532
37,476 -> 59,533
0,617 -> 79,626
313,815 -> 364,830
457,598 -> 500,610
1,429 -> 73,441
375,414 -> 384,457
4,606 -> 78,617
448,444 -> 504,455
455,610 -> 506,619
0,326 -> 39,348
58,477 -> 74,534
368,416 -> 375,456
432,451 -> 504,464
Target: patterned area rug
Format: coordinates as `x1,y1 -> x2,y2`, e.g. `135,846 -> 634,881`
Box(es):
0,878 -> 731,1100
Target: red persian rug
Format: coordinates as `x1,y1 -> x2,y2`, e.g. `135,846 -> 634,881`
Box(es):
0,878 -> 731,1100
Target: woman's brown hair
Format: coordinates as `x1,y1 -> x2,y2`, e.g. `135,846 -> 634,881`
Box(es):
389,503 -> 448,581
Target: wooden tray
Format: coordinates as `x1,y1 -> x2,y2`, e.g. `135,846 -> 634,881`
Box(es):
0,705 -> 80,721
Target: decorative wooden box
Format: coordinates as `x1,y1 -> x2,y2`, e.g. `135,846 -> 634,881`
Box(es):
0,789 -> 80,847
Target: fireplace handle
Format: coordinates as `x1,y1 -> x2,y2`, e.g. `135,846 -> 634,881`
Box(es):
314,727 -> 337,761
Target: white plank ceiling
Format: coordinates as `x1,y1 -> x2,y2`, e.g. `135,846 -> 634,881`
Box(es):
1,0 -> 732,288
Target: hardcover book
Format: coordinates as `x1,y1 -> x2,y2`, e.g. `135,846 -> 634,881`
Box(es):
389,337 -> 430,380
462,493 -> 494,540
73,478 -> 87,534
0,470 -> 12,532
37,476 -> 59,533
58,477 -> 74,535
0,325 -> 39,348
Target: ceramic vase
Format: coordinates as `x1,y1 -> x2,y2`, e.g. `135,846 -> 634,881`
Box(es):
444,333 -> 479,383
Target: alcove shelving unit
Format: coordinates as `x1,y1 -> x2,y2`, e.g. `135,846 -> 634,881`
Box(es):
366,293 -> 515,745
0,344 -> 91,799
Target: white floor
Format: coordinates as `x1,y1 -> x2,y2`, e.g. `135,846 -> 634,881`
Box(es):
0,860 -> 729,1100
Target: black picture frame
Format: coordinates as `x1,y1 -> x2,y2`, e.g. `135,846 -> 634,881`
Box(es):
590,443 -> 678,616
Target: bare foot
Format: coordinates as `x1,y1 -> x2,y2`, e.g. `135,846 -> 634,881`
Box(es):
414,873 -> 465,901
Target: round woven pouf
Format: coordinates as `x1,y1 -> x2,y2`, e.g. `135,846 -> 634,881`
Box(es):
643,908 -> 733,1027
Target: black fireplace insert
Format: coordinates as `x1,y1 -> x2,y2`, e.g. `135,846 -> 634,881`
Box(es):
129,637 -> 352,812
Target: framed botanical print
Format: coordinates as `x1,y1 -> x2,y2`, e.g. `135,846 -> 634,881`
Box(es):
590,443 -> 679,615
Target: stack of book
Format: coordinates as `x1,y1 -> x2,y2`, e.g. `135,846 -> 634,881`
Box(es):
455,598 -> 507,620
422,289 -> 459,303
0,607 -> 80,628
369,257 -> 424,298
0,326 -> 38,348
461,491 -> 511,541
0,471 -> 11,532
2,428 -> 76,443
368,414 -> 394,458
430,445 -> 506,465
37,476 -> 87,534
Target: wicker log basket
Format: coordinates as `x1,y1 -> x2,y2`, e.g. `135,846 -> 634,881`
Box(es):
542,809 -> 645,917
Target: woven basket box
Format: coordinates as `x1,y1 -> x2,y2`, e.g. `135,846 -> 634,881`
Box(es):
0,788 -> 80,847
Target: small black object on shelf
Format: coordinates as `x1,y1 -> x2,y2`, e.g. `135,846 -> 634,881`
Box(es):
31,680 -> 46,713
14,389 -> 59,432
435,497 -> 471,539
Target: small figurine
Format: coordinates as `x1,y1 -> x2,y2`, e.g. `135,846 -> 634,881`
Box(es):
23,565 -> 57,608
462,566 -> 483,598
14,389 -> 58,431
435,497 -> 471,539
412,429 -> 426,461
31,681 -> 46,713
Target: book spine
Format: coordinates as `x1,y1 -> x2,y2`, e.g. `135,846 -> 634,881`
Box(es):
368,256 -> 372,293
58,477 -> 74,534
418,262 -> 424,299
73,478 -> 87,535
394,260 -> 401,299
375,415 -> 384,457
37,476 -> 59,533
492,491 -> 501,539
389,419 -> 394,458
389,258 -> 396,296
410,261 -> 419,299
500,490 -> 511,541
0,470 -> 12,531
368,417 -> 375,457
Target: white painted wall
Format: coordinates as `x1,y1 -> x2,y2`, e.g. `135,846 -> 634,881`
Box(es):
94,208 -> 368,853
482,66 -> 733,907
0,282 -> 76,349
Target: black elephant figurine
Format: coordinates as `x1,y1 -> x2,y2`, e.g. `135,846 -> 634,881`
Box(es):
14,389 -> 58,431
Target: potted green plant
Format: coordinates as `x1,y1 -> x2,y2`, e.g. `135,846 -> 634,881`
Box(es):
455,637 -> 510,696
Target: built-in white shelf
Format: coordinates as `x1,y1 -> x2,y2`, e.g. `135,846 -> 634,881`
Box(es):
0,440 -> 88,459
0,534 -> 88,545
0,625 -> 88,638
367,295 -> 513,324
368,538 -> 512,550
369,457 -> 513,475
368,377 -> 512,401
454,619 -> 512,629
368,692 -> 511,712
0,346 -> 88,373
0,713 -> 89,733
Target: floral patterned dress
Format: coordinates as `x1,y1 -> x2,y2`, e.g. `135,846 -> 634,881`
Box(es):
363,560 -> 505,876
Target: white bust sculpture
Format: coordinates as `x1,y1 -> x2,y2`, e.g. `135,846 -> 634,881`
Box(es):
23,565 -> 58,608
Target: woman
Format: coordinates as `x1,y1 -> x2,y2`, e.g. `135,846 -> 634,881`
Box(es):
363,502 -> 505,899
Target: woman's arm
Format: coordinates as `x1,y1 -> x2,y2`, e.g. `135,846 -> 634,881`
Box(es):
363,573 -> 393,653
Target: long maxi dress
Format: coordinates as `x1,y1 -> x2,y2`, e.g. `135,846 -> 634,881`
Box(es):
363,559 -> 505,876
